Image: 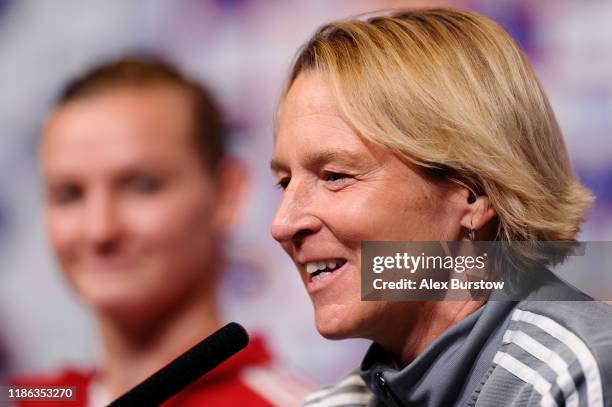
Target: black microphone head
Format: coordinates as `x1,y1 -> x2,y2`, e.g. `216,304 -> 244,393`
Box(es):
108,322 -> 249,406
213,322 -> 249,350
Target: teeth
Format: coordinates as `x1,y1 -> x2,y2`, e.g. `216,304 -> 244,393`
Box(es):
306,263 -> 319,274
312,271 -> 331,282
305,259 -> 344,274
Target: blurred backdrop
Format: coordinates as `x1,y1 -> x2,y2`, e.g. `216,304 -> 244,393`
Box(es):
0,0 -> 611,385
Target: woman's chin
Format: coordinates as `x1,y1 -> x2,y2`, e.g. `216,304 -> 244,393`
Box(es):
77,285 -> 167,325
314,311 -> 359,340
317,329 -> 351,341
86,294 -> 147,318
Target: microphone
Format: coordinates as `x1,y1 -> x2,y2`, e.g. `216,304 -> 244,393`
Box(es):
107,322 -> 249,406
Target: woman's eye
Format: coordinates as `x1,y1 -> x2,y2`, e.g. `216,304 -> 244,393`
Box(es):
49,184 -> 83,204
275,177 -> 290,190
129,176 -> 161,193
324,172 -> 350,183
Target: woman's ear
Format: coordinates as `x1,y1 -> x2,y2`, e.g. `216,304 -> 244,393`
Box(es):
460,194 -> 497,238
211,157 -> 248,235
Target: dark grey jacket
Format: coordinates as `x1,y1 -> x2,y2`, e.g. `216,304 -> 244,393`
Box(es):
304,299 -> 612,407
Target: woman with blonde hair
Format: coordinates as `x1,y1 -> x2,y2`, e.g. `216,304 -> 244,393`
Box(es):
271,8 -> 611,407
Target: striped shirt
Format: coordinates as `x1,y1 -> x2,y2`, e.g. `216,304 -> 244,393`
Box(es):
304,370 -> 373,407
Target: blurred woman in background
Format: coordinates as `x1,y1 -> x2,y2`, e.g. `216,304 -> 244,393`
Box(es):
271,8 -> 611,407
14,57 -> 310,406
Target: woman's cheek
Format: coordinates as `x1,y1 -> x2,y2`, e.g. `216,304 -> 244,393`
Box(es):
46,209 -> 81,268
328,196 -> 386,240
123,192 -> 186,237
124,194 -> 215,262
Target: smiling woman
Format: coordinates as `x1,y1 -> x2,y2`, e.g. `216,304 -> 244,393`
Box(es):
271,7 -> 612,407
12,57 -> 312,407
42,75 -> 224,322
272,72 -> 467,342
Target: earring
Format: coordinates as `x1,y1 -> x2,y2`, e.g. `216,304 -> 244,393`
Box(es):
468,219 -> 476,241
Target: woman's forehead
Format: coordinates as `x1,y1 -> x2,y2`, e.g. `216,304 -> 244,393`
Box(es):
41,89 -> 201,174
282,73 -> 340,116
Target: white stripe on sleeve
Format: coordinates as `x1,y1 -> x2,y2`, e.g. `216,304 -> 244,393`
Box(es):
493,351 -> 558,407
512,309 -> 604,407
503,329 -> 579,407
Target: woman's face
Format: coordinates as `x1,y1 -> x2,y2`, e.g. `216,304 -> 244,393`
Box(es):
42,85 -> 229,323
271,72 -> 468,340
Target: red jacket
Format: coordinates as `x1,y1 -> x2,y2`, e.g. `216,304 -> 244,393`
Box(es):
11,336 -> 312,406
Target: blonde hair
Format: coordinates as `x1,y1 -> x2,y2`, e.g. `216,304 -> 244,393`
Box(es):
282,8 -> 593,267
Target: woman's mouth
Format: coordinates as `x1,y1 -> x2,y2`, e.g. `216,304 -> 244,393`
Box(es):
303,258 -> 348,289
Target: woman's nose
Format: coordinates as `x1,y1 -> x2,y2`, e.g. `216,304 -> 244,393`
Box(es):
83,189 -> 122,250
271,183 -> 322,246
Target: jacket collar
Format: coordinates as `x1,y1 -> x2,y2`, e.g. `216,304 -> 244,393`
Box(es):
359,302 -> 516,406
